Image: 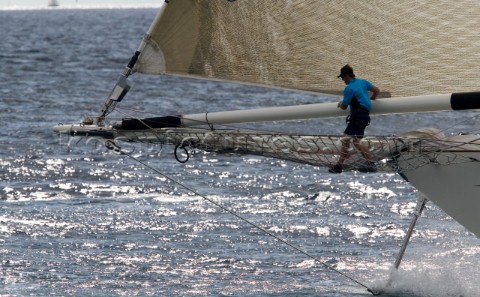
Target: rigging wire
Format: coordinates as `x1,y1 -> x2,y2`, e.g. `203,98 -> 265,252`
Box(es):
437,112 -> 480,135
104,140 -> 377,295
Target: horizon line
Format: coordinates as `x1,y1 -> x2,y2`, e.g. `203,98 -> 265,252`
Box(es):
0,4 -> 161,11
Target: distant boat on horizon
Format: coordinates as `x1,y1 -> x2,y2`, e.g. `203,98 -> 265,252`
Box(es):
48,0 -> 59,7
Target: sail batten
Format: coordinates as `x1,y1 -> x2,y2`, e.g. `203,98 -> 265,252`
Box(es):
135,0 -> 480,97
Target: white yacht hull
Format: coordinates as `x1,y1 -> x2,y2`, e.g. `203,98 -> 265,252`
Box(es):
398,151 -> 480,237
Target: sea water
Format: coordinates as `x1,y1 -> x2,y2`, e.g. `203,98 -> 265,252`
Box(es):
0,8 -> 478,297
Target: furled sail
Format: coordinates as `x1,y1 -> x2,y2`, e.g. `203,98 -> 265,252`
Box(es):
135,0 -> 480,97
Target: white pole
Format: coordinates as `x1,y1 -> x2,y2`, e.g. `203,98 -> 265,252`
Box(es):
181,93 -> 455,127
116,91 -> 479,130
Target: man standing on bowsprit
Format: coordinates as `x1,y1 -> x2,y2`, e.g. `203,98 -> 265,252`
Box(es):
329,64 -> 380,173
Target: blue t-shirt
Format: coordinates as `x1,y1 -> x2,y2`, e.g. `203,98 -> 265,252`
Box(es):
341,78 -> 374,112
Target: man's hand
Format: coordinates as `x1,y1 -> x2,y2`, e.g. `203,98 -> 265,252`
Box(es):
370,86 -> 380,100
337,101 -> 348,110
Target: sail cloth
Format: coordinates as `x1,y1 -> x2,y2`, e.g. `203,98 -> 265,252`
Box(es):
134,0 -> 480,97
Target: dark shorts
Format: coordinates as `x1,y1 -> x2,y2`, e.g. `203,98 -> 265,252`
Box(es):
344,109 -> 370,138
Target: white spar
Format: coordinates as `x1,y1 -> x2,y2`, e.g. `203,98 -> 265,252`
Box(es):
180,93 -> 457,127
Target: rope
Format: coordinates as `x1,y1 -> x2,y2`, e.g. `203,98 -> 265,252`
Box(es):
205,112 -> 215,130
438,113 -> 480,135
104,140 -> 376,294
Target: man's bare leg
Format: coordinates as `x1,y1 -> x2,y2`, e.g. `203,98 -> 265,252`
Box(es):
337,137 -> 351,164
352,139 -> 373,162
329,137 -> 376,173
329,137 -> 350,173
353,139 -> 377,172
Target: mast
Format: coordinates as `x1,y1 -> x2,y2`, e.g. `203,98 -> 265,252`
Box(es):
95,0 -> 169,126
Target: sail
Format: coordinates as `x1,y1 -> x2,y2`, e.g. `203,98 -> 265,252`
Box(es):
135,0 -> 480,97
54,1 -> 480,238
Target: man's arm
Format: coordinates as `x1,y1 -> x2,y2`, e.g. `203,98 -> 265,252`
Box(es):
370,86 -> 380,100
337,101 -> 348,110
